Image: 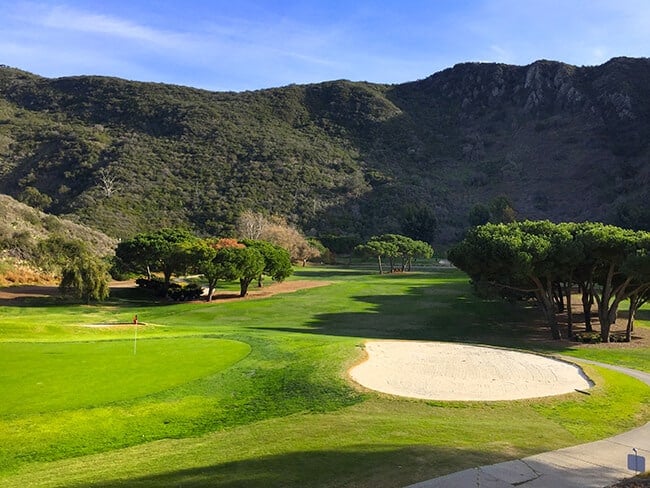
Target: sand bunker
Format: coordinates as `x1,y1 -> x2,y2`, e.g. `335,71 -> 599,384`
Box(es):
349,341 -> 592,401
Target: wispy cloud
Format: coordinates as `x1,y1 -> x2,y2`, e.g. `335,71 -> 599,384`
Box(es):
10,3 -> 192,51
1,0 -> 649,91
39,6 -> 179,47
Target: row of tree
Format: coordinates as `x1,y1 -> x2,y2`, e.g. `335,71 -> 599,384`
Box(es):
355,234 -> 434,274
114,228 -> 293,300
448,221 -> 650,341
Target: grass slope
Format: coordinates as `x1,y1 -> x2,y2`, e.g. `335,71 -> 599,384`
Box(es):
0,267 -> 648,487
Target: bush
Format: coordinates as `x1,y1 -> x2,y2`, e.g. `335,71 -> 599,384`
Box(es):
167,283 -> 203,301
573,331 -> 602,343
135,277 -> 167,296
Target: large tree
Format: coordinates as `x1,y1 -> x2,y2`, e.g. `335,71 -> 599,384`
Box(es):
115,228 -> 201,290
236,211 -> 319,263
225,246 -> 265,297
450,221 -> 650,342
355,239 -> 395,274
59,254 -> 110,303
356,234 -> 433,274
449,221 -> 572,339
576,224 -> 650,341
242,239 -> 293,287
401,205 -> 437,244
36,236 -> 89,274
197,238 -> 245,302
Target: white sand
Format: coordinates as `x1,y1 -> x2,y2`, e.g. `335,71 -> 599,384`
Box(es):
349,341 -> 592,401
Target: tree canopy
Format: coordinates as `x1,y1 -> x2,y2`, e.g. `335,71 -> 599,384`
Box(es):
355,234 -> 433,274
115,228 -> 201,289
449,221 -> 650,341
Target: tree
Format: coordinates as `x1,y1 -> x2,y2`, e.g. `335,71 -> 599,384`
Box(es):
576,224 -> 650,341
355,240 -> 394,274
198,238 -> 245,301
450,220 -> 650,342
18,186 -> 52,210
356,234 -> 433,274
468,204 -> 491,227
225,246 -> 265,297
115,228 -> 200,291
59,255 -> 110,303
449,221 -> 571,339
96,167 -> 118,197
236,210 -> 320,263
489,195 -> 516,223
237,210 -> 267,240
36,236 -> 89,274
242,239 -> 293,287
401,205 -> 437,244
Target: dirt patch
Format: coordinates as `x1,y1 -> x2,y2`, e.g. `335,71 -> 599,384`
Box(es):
206,280 -> 331,302
0,285 -> 60,301
0,280 -> 332,304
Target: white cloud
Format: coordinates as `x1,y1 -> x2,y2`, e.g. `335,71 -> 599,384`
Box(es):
40,6 -> 178,47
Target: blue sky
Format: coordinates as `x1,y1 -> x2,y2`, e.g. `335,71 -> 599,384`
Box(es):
1,1 -> 649,92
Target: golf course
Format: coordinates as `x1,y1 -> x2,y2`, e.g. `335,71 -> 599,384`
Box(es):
1,266 -> 649,487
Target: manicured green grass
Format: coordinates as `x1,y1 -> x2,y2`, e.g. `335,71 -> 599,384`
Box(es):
0,266 -> 648,487
0,338 -> 250,416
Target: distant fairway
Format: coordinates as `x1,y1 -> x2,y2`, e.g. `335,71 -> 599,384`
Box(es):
0,267 -> 648,487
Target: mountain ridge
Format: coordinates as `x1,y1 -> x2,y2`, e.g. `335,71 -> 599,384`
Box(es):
0,57 -> 648,243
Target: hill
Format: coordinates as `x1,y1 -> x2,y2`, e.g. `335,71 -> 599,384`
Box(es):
0,58 -> 649,243
0,193 -> 116,256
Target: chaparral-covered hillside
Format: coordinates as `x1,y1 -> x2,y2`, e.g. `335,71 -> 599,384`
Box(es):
0,57 -> 649,241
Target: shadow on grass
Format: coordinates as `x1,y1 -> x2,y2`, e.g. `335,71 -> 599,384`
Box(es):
0,287 -> 174,308
292,267 -> 379,280
67,445 -> 513,488
635,309 -> 650,322
252,277 -> 554,348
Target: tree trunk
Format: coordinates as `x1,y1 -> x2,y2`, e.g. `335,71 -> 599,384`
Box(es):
594,264 -> 631,342
146,265 -> 152,280
625,300 -> 635,342
566,280 -> 573,338
532,276 -> 561,340
553,282 -> 565,313
580,283 -> 594,332
377,255 -> 383,274
206,280 -> 216,302
257,274 -> 263,287
597,302 -> 619,342
240,278 -> 252,297
163,270 -> 172,290
625,294 -> 646,342
539,292 -> 561,340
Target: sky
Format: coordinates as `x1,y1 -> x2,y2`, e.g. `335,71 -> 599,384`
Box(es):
1,0 -> 649,92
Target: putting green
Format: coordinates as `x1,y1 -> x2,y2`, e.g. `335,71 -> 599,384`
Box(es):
0,337 -> 250,416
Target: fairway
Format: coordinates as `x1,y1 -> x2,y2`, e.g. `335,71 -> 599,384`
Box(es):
0,267 -> 649,487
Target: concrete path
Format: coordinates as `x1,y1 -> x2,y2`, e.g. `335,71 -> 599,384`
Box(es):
406,358 -> 650,488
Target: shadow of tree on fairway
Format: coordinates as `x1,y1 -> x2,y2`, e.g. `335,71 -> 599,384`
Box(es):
251,278 -> 551,348
292,268 -> 377,280
66,445 -> 516,488
0,285 -> 177,308
635,308 -> 650,322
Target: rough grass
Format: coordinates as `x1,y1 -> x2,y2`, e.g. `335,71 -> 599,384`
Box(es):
0,266 -> 648,487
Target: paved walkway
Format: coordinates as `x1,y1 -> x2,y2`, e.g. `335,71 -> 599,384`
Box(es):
406,358 -> 650,488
